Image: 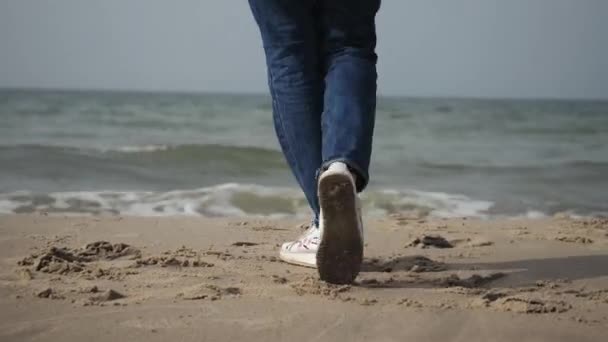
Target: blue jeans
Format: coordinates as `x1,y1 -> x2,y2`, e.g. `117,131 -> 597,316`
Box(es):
249,0 -> 379,225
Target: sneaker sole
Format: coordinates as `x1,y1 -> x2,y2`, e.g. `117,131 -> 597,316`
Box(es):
279,250 -> 317,269
316,172 -> 362,284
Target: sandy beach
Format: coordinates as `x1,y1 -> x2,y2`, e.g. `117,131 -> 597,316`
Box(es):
0,214 -> 606,341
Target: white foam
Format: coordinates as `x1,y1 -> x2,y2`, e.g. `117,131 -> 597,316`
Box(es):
0,198 -> 20,214
0,184 -> 498,219
108,145 -> 170,153
523,210 -> 548,219
362,189 -> 494,218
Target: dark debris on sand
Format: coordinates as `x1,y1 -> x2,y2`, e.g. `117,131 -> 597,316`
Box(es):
363,255 -> 447,273
407,235 -> 453,249
440,273 -> 506,288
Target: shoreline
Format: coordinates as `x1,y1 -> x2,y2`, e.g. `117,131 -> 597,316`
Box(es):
1,214 -> 607,341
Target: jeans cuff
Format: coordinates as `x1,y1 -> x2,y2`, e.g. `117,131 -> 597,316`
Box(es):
316,157 -> 369,192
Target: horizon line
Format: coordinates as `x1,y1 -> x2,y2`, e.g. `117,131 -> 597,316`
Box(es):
1,86 -> 607,103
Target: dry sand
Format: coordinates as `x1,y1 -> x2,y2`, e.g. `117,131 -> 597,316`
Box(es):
1,214 -> 607,341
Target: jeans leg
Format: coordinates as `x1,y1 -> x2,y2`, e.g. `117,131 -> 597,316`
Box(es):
248,0 -> 324,223
318,0 -> 380,192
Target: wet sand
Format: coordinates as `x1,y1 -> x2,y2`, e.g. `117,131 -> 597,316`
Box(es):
1,214 -> 607,341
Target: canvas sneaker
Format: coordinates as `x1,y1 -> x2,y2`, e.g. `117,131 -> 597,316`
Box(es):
316,161 -> 364,284
279,222 -> 321,268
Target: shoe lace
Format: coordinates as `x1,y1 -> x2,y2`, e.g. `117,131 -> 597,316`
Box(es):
297,225 -> 318,241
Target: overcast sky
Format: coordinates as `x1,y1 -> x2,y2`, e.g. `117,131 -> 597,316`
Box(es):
1,0 -> 607,99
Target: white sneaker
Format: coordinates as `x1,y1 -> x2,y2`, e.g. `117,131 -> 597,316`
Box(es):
279,222 -> 320,268
316,162 -> 364,284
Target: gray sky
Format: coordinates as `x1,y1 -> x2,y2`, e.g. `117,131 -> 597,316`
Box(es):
1,0 -> 607,99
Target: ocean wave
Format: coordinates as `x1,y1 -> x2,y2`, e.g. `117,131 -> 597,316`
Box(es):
0,144 -> 286,176
0,143 -> 281,156
4,144 -> 607,175
0,184 -> 495,219
110,144 -> 170,153
105,144 -> 285,165
418,160 -> 608,171
104,143 -> 282,158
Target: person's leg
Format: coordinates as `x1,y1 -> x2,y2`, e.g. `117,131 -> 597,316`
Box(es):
318,0 -> 380,192
314,0 -> 380,284
248,0 -> 323,224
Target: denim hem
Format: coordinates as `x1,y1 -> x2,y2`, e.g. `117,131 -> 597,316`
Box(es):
316,157 -> 369,192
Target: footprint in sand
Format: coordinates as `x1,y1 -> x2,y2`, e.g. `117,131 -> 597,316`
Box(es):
177,284 -> 242,301
474,291 -> 572,314
362,255 -> 447,273
451,237 -> 494,248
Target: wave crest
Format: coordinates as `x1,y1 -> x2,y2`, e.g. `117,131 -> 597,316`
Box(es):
0,184 -> 494,219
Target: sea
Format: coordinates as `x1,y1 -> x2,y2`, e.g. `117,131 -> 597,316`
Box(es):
1,89 -> 606,219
